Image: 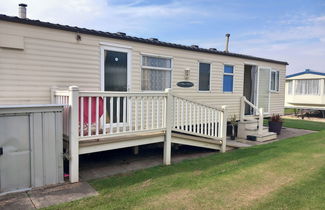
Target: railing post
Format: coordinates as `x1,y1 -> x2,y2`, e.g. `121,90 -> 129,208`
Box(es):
258,108 -> 263,135
164,88 -> 173,165
240,96 -> 245,122
68,86 -> 79,183
50,86 -> 58,104
221,105 -> 227,153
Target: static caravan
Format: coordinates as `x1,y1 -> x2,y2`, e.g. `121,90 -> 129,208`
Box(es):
285,69 -> 325,113
0,7 -> 288,183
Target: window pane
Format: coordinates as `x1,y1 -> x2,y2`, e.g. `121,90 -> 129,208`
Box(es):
104,50 -> 127,91
224,65 -> 233,74
142,69 -> 171,91
276,71 -> 279,91
199,63 -> 210,91
142,56 -> 171,68
271,71 -> 276,91
223,75 -> 233,92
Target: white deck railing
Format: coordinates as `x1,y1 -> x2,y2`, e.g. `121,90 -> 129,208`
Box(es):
173,95 -> 225,139
52,86 -> 227,182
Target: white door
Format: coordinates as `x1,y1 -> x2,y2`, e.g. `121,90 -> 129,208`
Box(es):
257,67 -> 271,113
101,46 -> 131,125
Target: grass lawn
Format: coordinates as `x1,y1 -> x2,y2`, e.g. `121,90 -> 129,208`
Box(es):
264,118 -> 325,131
283,118 -> 325,131
46,127 -> 325,209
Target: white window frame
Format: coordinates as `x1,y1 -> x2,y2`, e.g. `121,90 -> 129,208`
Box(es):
197,61 -> 212,92
223,64 -> 235,93
270,70 -> 280,92
141,53 -> 173,91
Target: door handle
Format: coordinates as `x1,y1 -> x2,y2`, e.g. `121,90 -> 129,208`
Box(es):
0,147 -> 3,156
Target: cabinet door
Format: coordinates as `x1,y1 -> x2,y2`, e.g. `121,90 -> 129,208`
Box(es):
0,115 -> 31,193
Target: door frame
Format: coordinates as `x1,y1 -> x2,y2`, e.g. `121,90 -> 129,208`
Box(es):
256,66 -> 271,114
100,42 -> 132,91
243,64 -> 258,115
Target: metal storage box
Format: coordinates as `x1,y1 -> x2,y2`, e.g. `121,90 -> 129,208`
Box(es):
0,105 -> 64,193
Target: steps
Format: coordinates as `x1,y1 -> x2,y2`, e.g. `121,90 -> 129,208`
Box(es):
238,119 -> 277,142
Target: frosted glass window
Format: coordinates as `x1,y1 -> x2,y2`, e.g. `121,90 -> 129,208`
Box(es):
142,56 -> 171,68
295,79 -> 320,95
141,55 -> 172,91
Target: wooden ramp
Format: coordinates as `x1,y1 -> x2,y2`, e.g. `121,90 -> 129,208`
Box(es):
79,131 -> 165,155
172,133 -> 222,150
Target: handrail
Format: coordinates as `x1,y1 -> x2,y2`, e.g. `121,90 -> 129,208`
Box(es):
242,96 -> 259,112
240,96 -> 264,135
171,93 -> 225,112
79,91 -> 167,97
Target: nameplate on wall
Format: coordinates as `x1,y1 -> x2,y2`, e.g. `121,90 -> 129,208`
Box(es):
177,81 -> 194,88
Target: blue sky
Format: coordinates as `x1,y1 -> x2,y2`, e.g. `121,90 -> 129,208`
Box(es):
1,0 -> 325,74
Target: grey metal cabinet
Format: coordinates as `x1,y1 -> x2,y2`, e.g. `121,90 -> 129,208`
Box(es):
0,105 -> 64,193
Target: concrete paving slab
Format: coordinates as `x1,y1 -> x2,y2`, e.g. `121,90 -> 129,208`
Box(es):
27,182 -> 98,209
234,127 -> 315,146
0,191 -> 34,210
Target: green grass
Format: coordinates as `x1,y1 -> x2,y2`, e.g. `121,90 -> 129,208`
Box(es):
284,108 -> 297,115
283,118 -> 325,131
45,130 -> 325,210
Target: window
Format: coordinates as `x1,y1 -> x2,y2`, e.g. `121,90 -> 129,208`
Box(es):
287,80 -> 293,95
141,55 -> 172,91
295,79 -> 320,95
223,65 -> 234,92
270,70 -> 279,92
198,63 -> 211,91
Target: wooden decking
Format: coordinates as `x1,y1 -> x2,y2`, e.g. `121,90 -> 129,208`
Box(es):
78,130 -> 223,155
53,87 -> 227,182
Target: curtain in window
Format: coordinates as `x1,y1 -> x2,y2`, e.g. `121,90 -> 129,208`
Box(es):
142,69 -> 171,91
295,79 -> 320,95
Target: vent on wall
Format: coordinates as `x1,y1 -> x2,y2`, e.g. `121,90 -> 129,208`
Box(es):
149,38 -> 159,41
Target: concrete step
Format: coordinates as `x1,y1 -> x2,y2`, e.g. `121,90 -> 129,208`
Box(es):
247,132 -> 277,142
